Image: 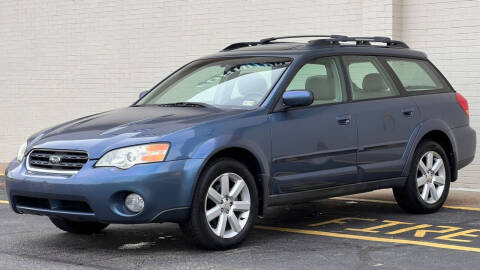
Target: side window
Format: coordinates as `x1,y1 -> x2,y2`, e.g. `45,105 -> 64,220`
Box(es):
343,56 -> 399,101
286,57 -> 346,106
386,58 -> 448,92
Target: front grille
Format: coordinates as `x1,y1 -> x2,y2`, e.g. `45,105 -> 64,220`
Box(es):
27,149 -> 88,174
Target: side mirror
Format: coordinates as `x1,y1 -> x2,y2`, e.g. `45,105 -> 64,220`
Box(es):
139,90 -> 149,99
282,90 -> 313,107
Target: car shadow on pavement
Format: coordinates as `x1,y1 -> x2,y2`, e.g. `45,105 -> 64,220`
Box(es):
24,199 -> 400,251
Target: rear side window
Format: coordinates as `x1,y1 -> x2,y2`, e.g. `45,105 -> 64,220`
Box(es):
386,58 -> 448,92
342,56 -> 399,101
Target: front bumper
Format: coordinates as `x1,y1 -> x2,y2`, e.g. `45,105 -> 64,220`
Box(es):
5,158 -> 205,224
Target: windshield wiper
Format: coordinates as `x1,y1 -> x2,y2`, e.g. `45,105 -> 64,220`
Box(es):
153,102 -> 215,108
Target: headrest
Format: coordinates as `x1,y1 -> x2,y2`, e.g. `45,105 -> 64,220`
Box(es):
305,75 -> 336,100
237,73 -> 268,96
362,73 -> 388,92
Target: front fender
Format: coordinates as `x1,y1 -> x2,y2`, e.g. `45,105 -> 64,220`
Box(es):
191,135 -> 271,176
190,134 -> 272,216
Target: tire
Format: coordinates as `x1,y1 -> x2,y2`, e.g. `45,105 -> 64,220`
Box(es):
393,140 -> 451,214
49,217 -> 109,234
180,158 -> 258,250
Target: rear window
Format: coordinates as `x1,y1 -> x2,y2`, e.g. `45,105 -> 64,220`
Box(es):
386,58 -> 449,92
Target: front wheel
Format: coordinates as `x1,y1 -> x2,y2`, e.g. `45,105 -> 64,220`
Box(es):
393,140 -> 451,213
180,158 -> 258,250
49,217 -> 109,234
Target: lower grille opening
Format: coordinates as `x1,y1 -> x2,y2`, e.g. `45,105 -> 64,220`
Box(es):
15,196 -> 50,209
14,196 -> 93,213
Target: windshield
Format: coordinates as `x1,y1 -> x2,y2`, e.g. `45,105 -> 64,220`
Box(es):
136,57 -> 291,109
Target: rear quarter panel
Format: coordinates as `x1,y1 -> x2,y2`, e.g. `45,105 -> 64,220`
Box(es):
412,92 -> 468,128
404,92 -> 475,177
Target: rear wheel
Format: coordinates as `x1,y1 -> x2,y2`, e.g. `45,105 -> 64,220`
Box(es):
393,140 -> 451,213
49,217 -> 109,234
180,158 -> 258,250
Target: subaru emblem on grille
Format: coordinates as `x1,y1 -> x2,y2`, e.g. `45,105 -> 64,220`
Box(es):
49,155 -> 62,164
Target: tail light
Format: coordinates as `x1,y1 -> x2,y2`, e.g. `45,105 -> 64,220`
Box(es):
456,92 -> 469,116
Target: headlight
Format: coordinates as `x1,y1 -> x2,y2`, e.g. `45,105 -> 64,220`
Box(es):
95,143 -> 170,169
17,142 -> 27,162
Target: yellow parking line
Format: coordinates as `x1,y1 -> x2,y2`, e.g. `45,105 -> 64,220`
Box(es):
331,197 -> 480,212
443,206 -> 480,212
0,200 -> 8,204
256,225 -> 480,253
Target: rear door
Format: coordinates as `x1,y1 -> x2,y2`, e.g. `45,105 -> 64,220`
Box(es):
270,56 -> 358,194
342,55 -> 421,181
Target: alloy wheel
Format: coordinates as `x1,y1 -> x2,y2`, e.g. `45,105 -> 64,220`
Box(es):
416,151 -> 446,204
204,172 -> 251,238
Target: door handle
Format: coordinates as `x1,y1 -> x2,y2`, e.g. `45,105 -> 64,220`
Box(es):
401,108 -> 415,117
336,115 -> 351,125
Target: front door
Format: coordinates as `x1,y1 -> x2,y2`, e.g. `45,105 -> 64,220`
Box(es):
270,56 -> 358,194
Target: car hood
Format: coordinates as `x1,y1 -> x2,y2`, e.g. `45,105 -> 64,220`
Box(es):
27,106 -> 244,159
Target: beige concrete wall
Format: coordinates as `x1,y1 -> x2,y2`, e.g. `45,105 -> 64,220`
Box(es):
394,0 -> 480,188
0,0 -> 366,161
1,0 -> 479,185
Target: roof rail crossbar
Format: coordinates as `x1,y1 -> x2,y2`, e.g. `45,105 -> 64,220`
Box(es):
308,36 -> 409,48
221,35 -> 349,51
222,42 -> 262,51
385,40 -> 409,48
259,35 -> 348,44
221,35 -> 409,52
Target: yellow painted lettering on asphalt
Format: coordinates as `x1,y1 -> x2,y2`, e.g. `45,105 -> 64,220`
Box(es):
309,217 -> 474,240
436,229 -> 480,243
346,220 -> 413,233
413,226 -> 462,238
308,217 -> 376,227
385,224 -> 432,235
256,225 -> 480,253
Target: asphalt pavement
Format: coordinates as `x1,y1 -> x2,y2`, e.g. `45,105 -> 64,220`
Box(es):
1,176 -> 479,270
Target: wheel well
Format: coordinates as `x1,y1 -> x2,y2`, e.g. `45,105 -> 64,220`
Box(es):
419,130 -> 457,181
206,147 -> 265,215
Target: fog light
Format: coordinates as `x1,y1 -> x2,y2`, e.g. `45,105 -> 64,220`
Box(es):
125,193 -> 144,213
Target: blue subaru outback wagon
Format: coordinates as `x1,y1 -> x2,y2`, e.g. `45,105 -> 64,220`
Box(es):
5,35 -> 476,249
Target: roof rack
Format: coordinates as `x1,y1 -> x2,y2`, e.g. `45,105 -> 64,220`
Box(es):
307,36 -> 409,48
221,35 -> 409,51
222,42 -> 262,51
221,35 -> 347,51
258,35 -> 348,44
